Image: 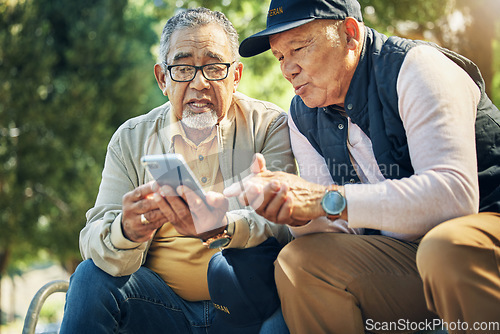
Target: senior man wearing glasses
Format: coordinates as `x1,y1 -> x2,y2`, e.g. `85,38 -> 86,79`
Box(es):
60,7 -> 295,334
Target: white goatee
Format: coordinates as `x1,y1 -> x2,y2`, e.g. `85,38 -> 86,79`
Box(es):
181,109 -> 218,130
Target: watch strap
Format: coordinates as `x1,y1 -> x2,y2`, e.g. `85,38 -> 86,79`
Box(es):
326,184 -> 340,193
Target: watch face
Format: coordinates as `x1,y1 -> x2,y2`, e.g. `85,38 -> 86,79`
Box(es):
322,191 -> 346,216
208,237 -> 231,249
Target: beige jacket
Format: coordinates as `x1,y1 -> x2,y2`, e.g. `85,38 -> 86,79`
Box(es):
80,92 -> 296,276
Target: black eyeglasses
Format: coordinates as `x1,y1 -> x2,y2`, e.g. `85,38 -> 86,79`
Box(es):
163,61 -> 236,82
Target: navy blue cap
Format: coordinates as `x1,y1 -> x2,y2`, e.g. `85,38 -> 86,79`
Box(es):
207,237 -> 282,334
239,0 -> 363,57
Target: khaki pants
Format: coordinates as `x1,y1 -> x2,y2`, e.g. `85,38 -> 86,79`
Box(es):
275,213 -> 500,334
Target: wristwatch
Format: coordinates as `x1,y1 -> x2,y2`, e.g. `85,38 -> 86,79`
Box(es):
202,229 -> 232,249
320,184 -> 346,220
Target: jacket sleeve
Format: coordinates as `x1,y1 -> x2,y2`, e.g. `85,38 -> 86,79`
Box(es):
346,45 -> 480,240
224,111 -> 297,248
79,138 -> 149,276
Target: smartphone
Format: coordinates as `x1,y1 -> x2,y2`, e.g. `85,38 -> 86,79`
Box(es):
141,153 -> 209,206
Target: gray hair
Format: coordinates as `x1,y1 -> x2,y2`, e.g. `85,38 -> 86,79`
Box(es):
158,7 -> 239,67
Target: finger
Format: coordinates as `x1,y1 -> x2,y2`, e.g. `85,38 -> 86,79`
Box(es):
205,191 -> 230,231
151,192 -> 177,223
159,185 -> 201,236
258,181 -> 288,222
276,192 -> 294,225
123,208 -> 166,243
159,185 -> 188,212
157,184 -> 175,197
128,194 -> 160,215
236,183 -> 255,207
223,183 -> 242,197
123,181 -> 156,204
177,185 -> 205,214
223,173 -> 252,197
151,181 -> 160,193
206,191 -> 228,209
250,153 -> 267,174
239,182 -> 266,209
180,187 -> 227,234
165,185 -> 195,223
122,182 -> 158,216
140,209 -> 168,226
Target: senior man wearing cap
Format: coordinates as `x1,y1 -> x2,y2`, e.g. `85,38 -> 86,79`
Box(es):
225,0 -> 500,333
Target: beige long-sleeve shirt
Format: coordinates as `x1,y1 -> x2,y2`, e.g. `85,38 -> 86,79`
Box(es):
80,92 -> 296,301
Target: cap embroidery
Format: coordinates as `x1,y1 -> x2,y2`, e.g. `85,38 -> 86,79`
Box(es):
268,6 -> 283,17
213,302 -> 231,314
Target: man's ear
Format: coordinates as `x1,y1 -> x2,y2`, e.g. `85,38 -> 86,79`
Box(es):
232,61 -> 243,93
154,63 -> 168,96
344,17 -> 362,50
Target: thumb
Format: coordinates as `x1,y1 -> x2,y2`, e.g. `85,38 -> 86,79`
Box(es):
223,153 -> 267,198
205,191 -> 228,209
250,153 -> 267,174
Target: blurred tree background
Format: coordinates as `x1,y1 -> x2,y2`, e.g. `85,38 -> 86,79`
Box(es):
0,0 -> 499,326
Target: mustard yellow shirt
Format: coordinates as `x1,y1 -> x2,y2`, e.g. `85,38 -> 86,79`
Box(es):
145,113 -> 225,301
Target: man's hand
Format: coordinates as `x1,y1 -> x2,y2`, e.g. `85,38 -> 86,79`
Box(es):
155,184 -> 229,240
121,181 -> 169,243
224,153 -> 326,226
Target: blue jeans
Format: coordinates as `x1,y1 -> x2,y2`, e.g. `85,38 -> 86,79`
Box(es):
60,259 -> 288,334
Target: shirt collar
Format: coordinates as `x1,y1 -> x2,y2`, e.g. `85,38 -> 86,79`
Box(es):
169,109 -> 218,148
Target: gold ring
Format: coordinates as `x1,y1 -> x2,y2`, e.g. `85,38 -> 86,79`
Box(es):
140,213 -> 151,225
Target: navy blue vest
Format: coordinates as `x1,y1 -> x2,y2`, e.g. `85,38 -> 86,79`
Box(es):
291,28 -> 500,213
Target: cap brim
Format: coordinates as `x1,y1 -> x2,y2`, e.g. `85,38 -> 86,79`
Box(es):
239,18 -> 315,57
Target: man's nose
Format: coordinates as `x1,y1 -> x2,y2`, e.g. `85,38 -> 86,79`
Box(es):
189,69 -> 211,90
282,59 -> 300,82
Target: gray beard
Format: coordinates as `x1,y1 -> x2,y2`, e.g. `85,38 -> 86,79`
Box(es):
181,109 -> 218,130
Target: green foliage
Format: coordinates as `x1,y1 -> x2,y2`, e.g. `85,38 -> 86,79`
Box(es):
493,36 -> 500,107
357,0 -> 500,103
0,0 -> 498,281
151,0 -> 499,109
0,0 -> 162,271
359,0 -> 450,33
152,0 -> 294,110
38,295 -> 65,324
